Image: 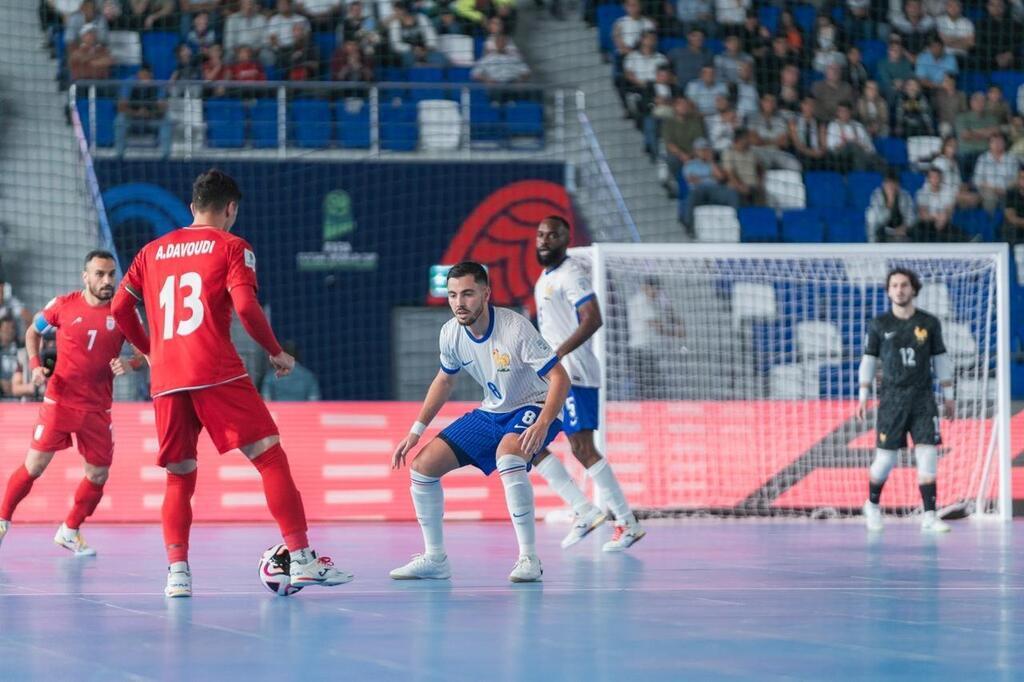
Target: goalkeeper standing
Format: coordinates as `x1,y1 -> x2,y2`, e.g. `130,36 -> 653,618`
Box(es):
857,268 -> 954,533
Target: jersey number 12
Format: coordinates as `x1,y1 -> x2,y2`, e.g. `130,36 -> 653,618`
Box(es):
899,347 -> 916,367
159,273 -> 205,340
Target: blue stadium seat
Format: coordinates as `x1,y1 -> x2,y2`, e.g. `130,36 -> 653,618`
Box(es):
335,100 -> 371,149
954,208 -> 997,241
597,4 -> 625,53
875,137 -> 908,167
380,102 -> 418,151
446,66 -> 472,83
738,206 -> 778,242
825,212 -> 867,242
112,64 -> 140,80
250,99 -> 278,148
751,320 -> 794,374
76,97 -> 116,147
470,100 -> 503,145
792,3 -> 817,33
856,40 -> 886,74
957,71 -> 989,95
504,101 -> 544,149
289,99 -> 332,148
846,170 -> 883,210
379,67 -> 408,82
900,170 -> 925,195
658,37 -> 686,54
141,31 -> 178,80
204,98 -> 246,148
758,6 -> 781,33
801,69 -> 824,91
781,208 -> 825,242
989,71 -> 1024,112
818,361 -> 859,398
313,31 -> 336,70
409,67 -> 451,102
705,38 -> 724,55
804,171 -> 846,209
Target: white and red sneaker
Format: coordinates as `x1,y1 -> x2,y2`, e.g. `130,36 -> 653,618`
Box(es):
561,508 -> 607,549
54,523 -> 96,557
290,550 -> 354,587
602,521 -> 646,552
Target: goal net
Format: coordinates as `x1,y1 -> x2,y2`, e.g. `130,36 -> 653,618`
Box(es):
592,243 -> 1012,520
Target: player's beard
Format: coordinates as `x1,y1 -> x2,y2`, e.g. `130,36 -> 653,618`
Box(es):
536,246 -> 564,267
91,284 -> 115,301
454,302 -> 484,327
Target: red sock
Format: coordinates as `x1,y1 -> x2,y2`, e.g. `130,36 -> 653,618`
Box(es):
65,478 -> 105,529
1,465 -> 39,521
162,470 -> 197,563
252,444 -> 309,551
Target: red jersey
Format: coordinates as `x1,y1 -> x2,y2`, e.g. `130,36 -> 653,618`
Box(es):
120,226 -> 258,397
39,291 -> 125,411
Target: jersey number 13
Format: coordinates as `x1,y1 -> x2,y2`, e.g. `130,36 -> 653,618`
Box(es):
159,273 -> 205,340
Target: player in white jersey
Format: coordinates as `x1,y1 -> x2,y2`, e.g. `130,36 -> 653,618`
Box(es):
391,262 -> 571,583
532,216 -> 645,551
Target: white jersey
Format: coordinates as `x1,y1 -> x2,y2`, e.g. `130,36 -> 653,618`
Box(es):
439,305 -> 559,413
534,255 -> 601,388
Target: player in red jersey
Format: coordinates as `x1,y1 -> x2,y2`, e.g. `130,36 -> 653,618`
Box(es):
110,169 -> 352,598
0,250 -> 143,556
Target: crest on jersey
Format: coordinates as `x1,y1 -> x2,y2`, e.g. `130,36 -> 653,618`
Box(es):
879,432 -> 887,444
914,326 -> 928,344
492,348 -> 511,372
244,248 -> 256,271
543,284 -> 554,300
577,277 -> 591,293
106,315 -> 115,331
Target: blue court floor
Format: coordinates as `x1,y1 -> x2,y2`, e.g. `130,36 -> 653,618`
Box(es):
0,519 -> 1022,681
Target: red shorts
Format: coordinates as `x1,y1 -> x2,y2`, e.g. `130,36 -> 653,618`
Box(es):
30,402 -> 114,467
153,378 -> 279,467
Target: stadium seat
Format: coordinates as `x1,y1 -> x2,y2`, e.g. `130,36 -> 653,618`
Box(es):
818,361 -> 859,398
380,101 -> 418,151
289,98 -> 332,148
957,71 -> 989,94
804,171 -> 846,209
846,171 -> 883,210
751,320 -> 794,374
439,34 -> 475,66
107,30 -> 141,66
504,100 -> 544,149
738,206 -> 778,241
658,37 -> 685,54
824,212 -> 867,242
758,6 -> 781,33
418,99 -> 461,151
409,67 -> 454,102
250,98 -> 279,148
856,40 -> 886,73
141,31 -> 178,80
75,97 -> 116,147
792,3 -> 817,33
731,282 -> 777,328
907,135 -> 942,168
796,320 -> 842,359
917,281 -> 951,319
335,99 -> 371,149
313,32 -> 336,71
693,205 -> 740,242
765,169 -> 806,209
944,322 -> 979,369
781,208 -> 825,242
899,171 -> 925,195
597,4 -> 625,54
446,66 -> 472,83
470,100 -> 503,146
874,136 -> 908,167
204,98 -> 246,148
379,67 -> 408,82
705,38 -> 724,55
770,362 -> 820,398
954,207 -> 997,241
989,71 -> 1024,111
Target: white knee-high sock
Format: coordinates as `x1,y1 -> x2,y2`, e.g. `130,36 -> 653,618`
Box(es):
410,470 -> 445,559
535,455 -> 595,516
497,454 -> 536,557
587,458 -> 636,526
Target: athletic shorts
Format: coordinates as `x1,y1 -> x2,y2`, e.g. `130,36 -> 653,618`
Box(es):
562,386 -> 599,436
438,406 -> 562,475
30,401 -> 114,467
875,393 -> 941,450
153,378 -> 279,467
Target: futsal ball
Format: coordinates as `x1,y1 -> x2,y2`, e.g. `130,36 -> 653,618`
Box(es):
259,543 -> 302,596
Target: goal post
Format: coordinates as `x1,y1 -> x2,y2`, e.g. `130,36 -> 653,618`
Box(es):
590,243 -> 1013,521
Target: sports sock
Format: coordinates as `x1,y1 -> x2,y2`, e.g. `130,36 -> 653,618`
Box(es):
587,458 -> 636,526
65,478 -> 104,530
497,454 -> 536,557
0,465 -> 39,521
410,470 -> 445,559
162,470 -> 197,563
252,444 -> 309,552
919,482 -> 937,513
535,455 -> 594,516
869,481 -> 885,505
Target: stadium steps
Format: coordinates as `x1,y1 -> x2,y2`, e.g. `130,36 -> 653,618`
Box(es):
515,6 -> 683,242
0,0 -> 97,311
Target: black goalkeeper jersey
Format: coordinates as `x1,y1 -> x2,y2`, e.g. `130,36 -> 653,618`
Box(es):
864,309 -> 947,397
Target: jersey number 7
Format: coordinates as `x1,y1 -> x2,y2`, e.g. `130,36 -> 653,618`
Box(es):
159,272 -> 205,340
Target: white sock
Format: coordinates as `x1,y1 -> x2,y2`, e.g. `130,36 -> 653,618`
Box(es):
497,454 -> 536,557
169,560 -> 189,574
535,455 -> 595,516
59,523 -> 77,540
410,470 -> 446,560
587,458 -> 636,526
291,547 -> 313,565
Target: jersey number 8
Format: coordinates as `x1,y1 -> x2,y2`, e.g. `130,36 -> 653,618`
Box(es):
159,273 -> 205,340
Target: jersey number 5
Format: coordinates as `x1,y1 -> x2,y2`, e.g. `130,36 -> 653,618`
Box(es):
159,273 -> 205,340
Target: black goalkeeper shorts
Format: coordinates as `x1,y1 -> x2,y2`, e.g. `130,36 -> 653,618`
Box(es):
875,393 -> 941,450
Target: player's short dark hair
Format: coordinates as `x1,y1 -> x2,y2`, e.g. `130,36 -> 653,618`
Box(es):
446,261 -> 488,286
192,169 -> 242,211
886,267 -> 922,295
541,215 -> 570,233
84,249 -> 115,267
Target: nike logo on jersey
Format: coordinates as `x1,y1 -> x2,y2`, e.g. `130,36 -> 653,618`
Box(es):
884,332 -> 896,339
513,511 -> 530,518
461,360 -> 473,366
72,317 -> 83,325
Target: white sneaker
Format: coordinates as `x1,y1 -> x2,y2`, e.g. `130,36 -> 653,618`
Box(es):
602,521 -> 646,552
921,512 -> 951,533
289,550 -> 354,588
561,507 -> 607,549
53,523 -> 96,556
389,553 -> 452,580
165,565 -> 192,598
863,501 -> 884,532
509,554 -> 542,583
0,520 -> 8,550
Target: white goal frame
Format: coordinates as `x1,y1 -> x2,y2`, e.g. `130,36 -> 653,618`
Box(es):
590,243 -> 1013,522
